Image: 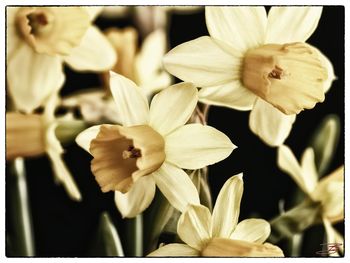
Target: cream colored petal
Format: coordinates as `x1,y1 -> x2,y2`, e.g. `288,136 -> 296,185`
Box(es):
163,36 -> 241,87
6,7 -> 22,61
313,166 -> 344,222
149,83 -> 197,136
230,219 -> 271,244
202,238 -> 284,257
135,29 -> 167,84
315,48 -> 336,93
152,162 -> 200,212
300,148 -> 318,193
64,26 -> 117,71
165,123 -> 235,169
249,98 -> 296,147
83,6 -> 103,21
205,7 -> 267,51
114,176 -> 156,218
266,7 -> 322,43
109,72 -> 149,126
177,204 -> 212,251
46,123 -> 82,201
7,44 -> 65,113
75,125 -> 102,154
199,81 -> 257,111
148,244 -> 199,257
140,71 -> 172,98
277,145 -> 312,195
211,174 -> 243,238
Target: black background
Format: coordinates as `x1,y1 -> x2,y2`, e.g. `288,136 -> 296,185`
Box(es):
6,6 -> 344,257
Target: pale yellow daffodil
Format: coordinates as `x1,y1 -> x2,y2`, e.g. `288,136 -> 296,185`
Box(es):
76,72 -> 235,218
278,145 -> 344,255
6,6 -> 117,113
163,7 -> 335,146
149,174 -> 284,257
6,94 -> 82,201
104,27 -> 171,98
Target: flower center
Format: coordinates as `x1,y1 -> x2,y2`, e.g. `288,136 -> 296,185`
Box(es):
15,7 -> 90,56
242,42 -> 328,115
90,124 -> 165,193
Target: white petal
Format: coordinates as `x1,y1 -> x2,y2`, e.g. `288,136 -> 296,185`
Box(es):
205,7 -> 267,51
266,7 -> 322,43
212,174 -> 243,238
114,176 -> 156,218
46,123 -> 82,201
152,162 -> 200,212
149,83 -> 198,136
277,145 -> 312,195
135,29 -> 167,84
7,44 -> 65,113
75,125 -> 102,154
64,26 -> 117,71
148,243 -> 199,256
165,124 -> 235,169
300,148 -> 318,193
230,219 -> 271,244
6,7 -> 22,61
177,204 -> 212,251
163,36 -> 241,87
199,81 -> 257,111
249,99 -> 296,147
109,72 -> 149,126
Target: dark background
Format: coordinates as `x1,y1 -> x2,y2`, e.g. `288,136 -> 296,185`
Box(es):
6,6 -> 344,257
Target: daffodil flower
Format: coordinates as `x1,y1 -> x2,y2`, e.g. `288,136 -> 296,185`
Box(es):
278,145 -> 344,255
149,174 -> 284,257
103,28 -> 171,98
6,94 -> 82,201
6,6 -> 117,113
76,72 -> 235,218
163,7 -> 335,146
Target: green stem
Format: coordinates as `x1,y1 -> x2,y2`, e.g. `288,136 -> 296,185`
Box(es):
7,158 -> 35,256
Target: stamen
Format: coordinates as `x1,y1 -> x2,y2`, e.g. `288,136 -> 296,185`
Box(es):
28,13 -> 48,35
268,66 -> 283,79
122,145 -> 142,159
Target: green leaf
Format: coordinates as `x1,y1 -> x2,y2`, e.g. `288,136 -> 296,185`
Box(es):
125,214 -> 143,256
55,118 -> 87,146
308,114 -> 341,176
88,212 -> 124,256
268,199 -> 323,244
6,158 -> 35,256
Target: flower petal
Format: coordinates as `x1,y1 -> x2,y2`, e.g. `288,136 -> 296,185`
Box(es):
199,81 -> 257,111
148,244 -> 199,257
46,123 -> 82,201
75,125 -> 102,154
205,7 -> 267,51
313,166 -> 344,223
323,218 -> 344,256
165,123 -> 235,169
315,48 -> 336,93
7,44 -> 65,113
152,162 -> 200,212
202,238 -> 284,257
230,219 -> 271,244
109,72 -> 149,126
177,204 -> 212,251
149,83 -> 198,136
163,36 -> 241,87
135,29 -> 167,84
277,145 -> 312,195
249,98 -> 296,147
300,148 -> 318,193
212,174 -> 243,238
64,26 -> 117,71
266,7 -> 322,43
114,176 -> 156,218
